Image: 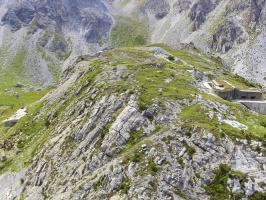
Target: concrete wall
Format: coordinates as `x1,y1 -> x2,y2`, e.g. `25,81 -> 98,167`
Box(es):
240,101 -> 266,115
217,89 -> 235,100
217,88 -> 262,101
235,89 -> 263,100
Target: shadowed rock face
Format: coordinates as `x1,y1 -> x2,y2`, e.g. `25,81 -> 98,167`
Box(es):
225,0 -> 266,30
173,0 -> 192,13
212,17 -> 248,53
1,0 -> 113,43
143,0 -> 171,19
249,0 -> 266,29
0,0 -> 113,86
189,0 -> 218,31
2,3 -> 35,31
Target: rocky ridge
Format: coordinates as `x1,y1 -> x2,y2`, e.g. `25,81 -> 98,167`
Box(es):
0,46 -> 265,199
0,0 -> 266,199
0,0 -> 113,86
1,0 -> 266,88
111,0 -> 266,88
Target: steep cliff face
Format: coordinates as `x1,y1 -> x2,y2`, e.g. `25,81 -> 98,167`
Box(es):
1,1 -> 266,199
0,0 -> 113,86
1,0 -> 266,88
211,17 -> 248,53
111,0 -> 266,88
189,0 -> 219,31
143,0 -> 171,19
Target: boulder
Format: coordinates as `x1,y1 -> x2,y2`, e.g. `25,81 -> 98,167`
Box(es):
13,83 -> 26,88
3,108 -> 27,127
12,92 -> 19,98
4,88 -> 11,92
4,119 -> 18,127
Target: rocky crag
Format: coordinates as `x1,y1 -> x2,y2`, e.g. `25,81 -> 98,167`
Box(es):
0,0 -> 112,86
1,0 -> 266,88
0,46 -> 266,199
111,0 -> 266,88
0,0 -> 266,200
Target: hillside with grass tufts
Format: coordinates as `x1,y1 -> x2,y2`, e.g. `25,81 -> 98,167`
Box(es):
0,45 -> 266,199
1,0 -> 266,88
111,0 -> 266,89
0,0 -> 266,200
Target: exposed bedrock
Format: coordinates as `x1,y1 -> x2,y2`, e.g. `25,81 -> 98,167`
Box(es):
211,17 -> 248,53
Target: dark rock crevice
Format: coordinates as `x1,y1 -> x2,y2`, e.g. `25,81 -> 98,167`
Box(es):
211,17 -> 247,53
143,0 -> 171,19
189,0 -> 219,31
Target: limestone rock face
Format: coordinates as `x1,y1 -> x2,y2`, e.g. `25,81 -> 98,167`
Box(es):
189,0 -> 218,31
143,0 -> 171,19
110,0 -> 266,88
0,0 -> 113,86
2,4 -> 35,31
1,46 -> 265,199
1,0 -> 266,88
173,0 -> 192,13
211,17 -> 248,53
2,0 -> 112,43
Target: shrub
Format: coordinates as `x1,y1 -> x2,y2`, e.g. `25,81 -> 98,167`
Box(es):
167,55 -> 175,61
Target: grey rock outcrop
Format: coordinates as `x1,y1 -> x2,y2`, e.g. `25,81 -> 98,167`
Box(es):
143,0 -> 171,19
212,17 -> 248,53
173,0 -> 192,13
2,0 -> 113,43
0,47 -> 262,199
0,0 -> 113,86
189,0 -> 218,31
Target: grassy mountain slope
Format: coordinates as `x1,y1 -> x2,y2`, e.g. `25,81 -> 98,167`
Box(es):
0,45 -> 265,199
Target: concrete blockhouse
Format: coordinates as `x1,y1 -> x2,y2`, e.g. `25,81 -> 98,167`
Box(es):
217,88 -> 263,101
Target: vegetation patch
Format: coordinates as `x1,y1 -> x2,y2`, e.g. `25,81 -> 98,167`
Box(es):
147,158 -> 159,175
205,164 -> 247,200
93,176 -> 105,191
135,62 -> 197,108
60,135 -> 77,156
119,129 -> 144,153
118,177 -> 131,194
0,102 -> 51,174
110,16 -> 149,47
184,143 -> 196,159
249,191 -> 266,200
180,93 -> 266,141
177,157 -> 185,169
122,149 -> 144,165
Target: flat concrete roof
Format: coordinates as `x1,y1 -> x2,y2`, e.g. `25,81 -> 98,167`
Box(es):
237,89 -> 261,93
234,100 -> 266,103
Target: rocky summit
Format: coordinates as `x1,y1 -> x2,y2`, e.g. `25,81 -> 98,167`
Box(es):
0,1 -> 266,200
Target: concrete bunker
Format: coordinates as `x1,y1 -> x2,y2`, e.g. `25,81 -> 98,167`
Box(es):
217,88 -> 263,101
208,80 -> 266,115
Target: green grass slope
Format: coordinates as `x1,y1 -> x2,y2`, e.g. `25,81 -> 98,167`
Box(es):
0,45 -> 266,198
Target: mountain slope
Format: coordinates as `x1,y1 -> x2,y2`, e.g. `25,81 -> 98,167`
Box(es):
0,0 -> 113,86
0,0 -> 266,89
1,45 -> 266,199
111,0 -> 266,88
1,1 -> 266,199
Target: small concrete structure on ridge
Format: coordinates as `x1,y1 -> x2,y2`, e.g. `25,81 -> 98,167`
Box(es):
208,80 -> 266,115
